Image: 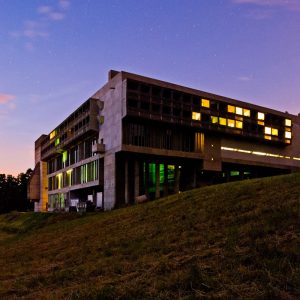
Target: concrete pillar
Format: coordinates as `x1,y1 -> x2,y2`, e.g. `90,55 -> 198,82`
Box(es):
103,152 -> 116,210
124,159 -> 129,204
174,165 -> 180,193
164,163 -> 168,197
134,160 -> 140,199
144,162 -> 149,198
155,163 -> 160,199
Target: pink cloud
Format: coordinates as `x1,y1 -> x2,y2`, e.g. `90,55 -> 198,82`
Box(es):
0,94 -> 15,105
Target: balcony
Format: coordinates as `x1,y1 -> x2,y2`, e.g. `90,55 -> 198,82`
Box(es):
92,143 -> 105,154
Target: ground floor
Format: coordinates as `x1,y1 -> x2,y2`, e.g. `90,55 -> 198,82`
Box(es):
46,151 -> 292,211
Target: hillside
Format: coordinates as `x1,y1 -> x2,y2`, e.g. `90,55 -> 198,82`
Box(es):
0,174 -> 300,299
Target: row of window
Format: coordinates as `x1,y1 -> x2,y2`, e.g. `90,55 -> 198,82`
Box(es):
48,160 -> 99,191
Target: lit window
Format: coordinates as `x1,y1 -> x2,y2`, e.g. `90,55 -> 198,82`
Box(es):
265,127 -> 272,135
219,117 -> 227,126
272,128 -> 278,136
243,109 -> 250,117
236,121 -> 243,129
264,135 -> 272,140
201,99 -> 210,108
50,130 -> 56,140
257,120 -> 264,126
285,131 -> 292,139
285,119 -> 292,127
285,139 -> 291,144
236,107 -> 243,115
258,112 -> 265,120
192,112 -> 201,121
228,105 -> 235,113
227,119 -> 235,128
211,116 -> 218,124
55,138 -> 60,146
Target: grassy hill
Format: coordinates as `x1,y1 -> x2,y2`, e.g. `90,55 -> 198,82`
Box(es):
0,174 -> 300,299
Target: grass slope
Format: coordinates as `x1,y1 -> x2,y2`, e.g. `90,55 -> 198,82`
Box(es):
0,174 -> 300,299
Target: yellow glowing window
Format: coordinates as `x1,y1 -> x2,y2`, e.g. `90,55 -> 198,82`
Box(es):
236,107 -> 243,115
243,109 -> 250,117
272,128 -> 278,136
285,131 -> 292,139
286,127 -> 291,132
227,105 -> 235,113
265,127 -> 272,135
211,116 -> 218,124
258,112 -> 265,120
219,117 -> 227,126
227,119 -> 235,128
285,139 -> 291,144
50,130 -> 56,140
285,119 -> 292,127
257,120 -> 264,126
192,112 -> 201,121
201,99 -> 210,108
264,135 -> 272,140
236,121 -> 243,129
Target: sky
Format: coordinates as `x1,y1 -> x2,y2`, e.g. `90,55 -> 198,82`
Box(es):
0,0 -> 300,175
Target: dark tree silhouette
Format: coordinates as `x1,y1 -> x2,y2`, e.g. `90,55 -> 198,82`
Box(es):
0,169 -> 33,214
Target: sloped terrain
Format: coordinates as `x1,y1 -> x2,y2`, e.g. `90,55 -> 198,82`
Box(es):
0,174 -> 300,299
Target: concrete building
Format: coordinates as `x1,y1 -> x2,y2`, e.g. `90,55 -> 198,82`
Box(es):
28,70 -> 300,212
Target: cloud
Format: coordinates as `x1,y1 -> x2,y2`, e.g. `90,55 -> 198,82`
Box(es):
0,94 -> 15,105
237,76 -> 252,81
232,0 -> 300,11
11,1 -> 71,51
59,0 -> 70,10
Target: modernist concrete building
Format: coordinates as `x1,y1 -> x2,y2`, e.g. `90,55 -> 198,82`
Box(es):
28,70 -> 300,212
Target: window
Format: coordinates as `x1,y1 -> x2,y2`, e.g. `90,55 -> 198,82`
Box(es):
258,112 -> 265,120
201,99 -> 210,108
192,112 -> 201,121
285,119 -> 292,127
227,119 -> 235,128
55,138 -> 60,146
285,131 -> 292,139
236,121 -> 243,129
219,117 -> 227,126
50,130 -> 57,140
265,127 -> 271,135
236,107 -> 243,115
227,105 -> 235,113
243,109 -> 250,117
271,128 -> 278,136
211,116 -> 218,124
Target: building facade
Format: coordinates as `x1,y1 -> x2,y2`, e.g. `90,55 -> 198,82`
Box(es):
28,70 -> 300,212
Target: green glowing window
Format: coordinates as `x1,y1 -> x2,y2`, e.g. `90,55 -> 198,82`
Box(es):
62,151 -> 68,163
55,138 -> 60,146
230,171 -> 239,176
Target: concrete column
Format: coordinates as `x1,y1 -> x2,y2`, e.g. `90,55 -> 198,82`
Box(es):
174,165 -> 180,193
144,162 -> 149,198
134,160 -> 140,199
124,159 -> 129,204
155,163 -> 160,199
164,163 -> 168,197
103,152 -> 116,210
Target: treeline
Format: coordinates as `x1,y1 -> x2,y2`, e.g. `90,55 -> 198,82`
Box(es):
0,169 -> 33,213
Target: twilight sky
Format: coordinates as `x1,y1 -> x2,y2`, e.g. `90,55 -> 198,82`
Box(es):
0,0 -> 300,175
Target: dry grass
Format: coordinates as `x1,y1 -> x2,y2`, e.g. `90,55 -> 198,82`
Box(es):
0,173 -> 300,299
